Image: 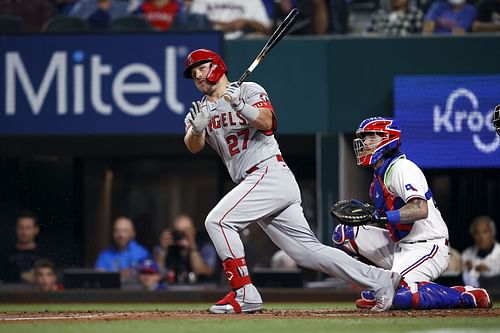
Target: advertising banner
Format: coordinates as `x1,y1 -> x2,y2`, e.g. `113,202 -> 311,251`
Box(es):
394,75 -> 500,168
0,33 -> 222,135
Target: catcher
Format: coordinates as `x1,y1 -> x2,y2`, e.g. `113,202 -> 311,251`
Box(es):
330,117 -> 492,310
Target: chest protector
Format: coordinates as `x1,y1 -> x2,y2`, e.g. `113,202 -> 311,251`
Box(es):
370,153 -> 413,242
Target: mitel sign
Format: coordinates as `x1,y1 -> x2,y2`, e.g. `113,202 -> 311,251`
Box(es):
0,33 -> 222,135
394,75 -> 500,168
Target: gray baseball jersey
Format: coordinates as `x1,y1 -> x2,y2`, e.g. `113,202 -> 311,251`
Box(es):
185,82 -> 280,183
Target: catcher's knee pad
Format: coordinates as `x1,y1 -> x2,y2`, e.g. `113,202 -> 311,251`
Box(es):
332,224 -> 355,245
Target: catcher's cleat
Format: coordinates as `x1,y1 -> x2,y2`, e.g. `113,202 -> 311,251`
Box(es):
209,284 -> 263,314
452,286 -> 493,308
355,290 -> 376,309
467,289 -> 492,308
371,271 -> 401,312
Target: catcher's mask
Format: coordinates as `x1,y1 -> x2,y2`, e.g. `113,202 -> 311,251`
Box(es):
183,49 -> 227,84
494,104 -> 500,136
353,117 -> 401,166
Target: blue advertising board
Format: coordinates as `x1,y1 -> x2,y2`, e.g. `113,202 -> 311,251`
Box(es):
0,33 -> 222,135
394,75 -> 500,168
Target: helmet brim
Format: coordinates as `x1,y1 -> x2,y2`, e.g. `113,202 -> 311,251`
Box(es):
183,59 -> 212,79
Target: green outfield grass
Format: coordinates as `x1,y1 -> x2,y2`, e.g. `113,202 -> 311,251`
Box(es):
0,304 -> 498,333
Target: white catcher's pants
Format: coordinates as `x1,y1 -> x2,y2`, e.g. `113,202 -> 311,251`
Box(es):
204,156 -> 395,292
342,225 -> 450,285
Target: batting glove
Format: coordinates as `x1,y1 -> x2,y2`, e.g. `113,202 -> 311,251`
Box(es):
224,82 -> 245,111
188,101 -> 208,136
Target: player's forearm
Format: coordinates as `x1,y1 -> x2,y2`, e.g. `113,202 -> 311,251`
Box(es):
251,109 -> 273,131
388,198 -> 428,225
184,128 -> 205,153
239,107 -> 273,131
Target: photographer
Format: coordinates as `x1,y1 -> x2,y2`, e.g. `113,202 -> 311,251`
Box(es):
153,214 -> 217,283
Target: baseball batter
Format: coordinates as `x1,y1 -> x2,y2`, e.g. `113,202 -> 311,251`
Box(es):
182,49 -> 401,314
332,117 -> 492,309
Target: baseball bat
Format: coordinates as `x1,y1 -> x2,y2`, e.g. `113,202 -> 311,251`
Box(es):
223,8 -> 300,102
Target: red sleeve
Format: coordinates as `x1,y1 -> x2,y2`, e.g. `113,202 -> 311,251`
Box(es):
252,100 -> 277,136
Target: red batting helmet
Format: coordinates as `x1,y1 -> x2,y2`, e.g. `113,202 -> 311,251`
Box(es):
183,49 -> 227,83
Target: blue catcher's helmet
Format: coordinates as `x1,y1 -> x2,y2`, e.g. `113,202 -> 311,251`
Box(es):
353,117 -> 401,166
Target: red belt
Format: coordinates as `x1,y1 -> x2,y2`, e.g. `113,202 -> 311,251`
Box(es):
246,155 -> 284,174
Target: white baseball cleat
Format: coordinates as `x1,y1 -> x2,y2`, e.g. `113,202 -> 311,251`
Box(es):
209,284 -> 263,314
371,271 -> 401,312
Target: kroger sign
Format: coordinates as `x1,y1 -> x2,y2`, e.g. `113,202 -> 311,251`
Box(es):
0,33 -> 222,135
394,75 -> 500,168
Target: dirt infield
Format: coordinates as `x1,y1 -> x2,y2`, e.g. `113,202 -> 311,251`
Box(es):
1,308 -> 499,322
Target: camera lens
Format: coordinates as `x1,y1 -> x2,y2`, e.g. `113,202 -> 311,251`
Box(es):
173,231 -> 185,241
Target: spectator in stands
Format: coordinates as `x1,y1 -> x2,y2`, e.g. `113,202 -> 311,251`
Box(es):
472,0 -> 500,32
0,0 -> 55,31
137,258 -> 167,290
88,0 -> 113,29
51,0 -> 79,14
33,258 -> 62,292
263,0 -> 331,34
153,214 -> 217,284
263,0 -> 295,30
168,0 -> 212,31
263,0 -> 295,18
366,0 -> 424,35
422,0 -> 477,34
134,0 -> 180,31
306,0 -> 329,35
0,211 -> 46,284
189,0 -> 271,39
69,0 -> 140,21
327,0 -> 349,34
462,216 -> 500,287
95,216 -> 150,282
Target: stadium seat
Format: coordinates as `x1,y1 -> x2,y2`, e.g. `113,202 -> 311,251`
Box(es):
45,16 -> 90,32
0,15 -> 23,33
109,16 -> 153,32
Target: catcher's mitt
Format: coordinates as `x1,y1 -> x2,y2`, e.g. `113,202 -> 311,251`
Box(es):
330,199 -> 379,226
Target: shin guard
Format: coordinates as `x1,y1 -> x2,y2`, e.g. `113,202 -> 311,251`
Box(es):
223,257 -> 251,290
393,282 -> 463,310
413,282 -> 463,309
